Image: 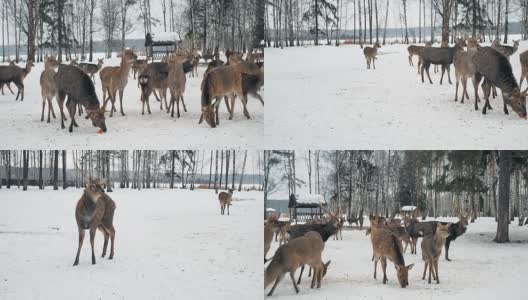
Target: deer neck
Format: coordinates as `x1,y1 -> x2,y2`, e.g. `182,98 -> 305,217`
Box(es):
119,58 -> 132,79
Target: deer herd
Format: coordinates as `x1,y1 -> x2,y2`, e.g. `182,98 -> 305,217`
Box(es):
264,211 -> 469,296
362,37 -> 528,119
0,47 -> 264,132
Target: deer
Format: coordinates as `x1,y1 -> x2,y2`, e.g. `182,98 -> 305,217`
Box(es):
473,46 -> 528,118
296,231 -> 331,285
492,38 -> 520,59
132,59 -> 148,79
453,44 -> 480,107
40,56 -> 61,123
333,218 -> 344,240
420,39 -> 466,85
408,41 -> 432,73
520,50 -> 528,89
55,65 -> 107,133
288,212 -> 338,242
99,49 -> 137,117
369,215 -> 414,288
0,61 -> 34,101
363,42 -> 381,69
264,233 -> 331,296
167,56 -> 188,118
421,223 -> 450,284
77,58 -> 104,82
265,214 -> 280,263
218,188 -> 233,216
73,178 -> 116,266
138,62 -> 171,114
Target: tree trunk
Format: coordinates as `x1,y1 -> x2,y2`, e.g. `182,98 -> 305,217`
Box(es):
494,150 -> 511,243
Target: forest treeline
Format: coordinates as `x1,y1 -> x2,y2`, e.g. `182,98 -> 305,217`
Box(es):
1,0 -> 264,63
265,0 -> 528,47
0,150 -> 264,193
265,150 -> 527,241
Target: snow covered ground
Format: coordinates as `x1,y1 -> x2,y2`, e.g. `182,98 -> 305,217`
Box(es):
0,188 -> 263,299
0,55 -> 264,150
265,217 -> 528,299
266,40 -> 528,149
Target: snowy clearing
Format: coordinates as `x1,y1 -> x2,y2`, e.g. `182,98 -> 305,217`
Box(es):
266,41 -> 528,149
0,56 -> 264,150
0,188 -> 263,299
265,217 -> 528,300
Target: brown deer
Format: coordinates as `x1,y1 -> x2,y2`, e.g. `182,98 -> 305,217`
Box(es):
421,223 -> 450,284
0,61 -> 34,101
77,58 -> 104,82
453,45 -> 480,107
370,216 -> 414,288
408,42 -> 432,73
218,189 -> 233,215
264,233 -> 331,296
364,42 -> 381,69
265,215 -> 280,263
520,50 -> 528,89
132,59 -> 148,79
73,178 -> 116,266
333,218 -> 344,240
167,57 -> 188,118
39,56 -> 61,123
100,49 -> 137,117
492,39 -> 520,59
55,65 -> 107,133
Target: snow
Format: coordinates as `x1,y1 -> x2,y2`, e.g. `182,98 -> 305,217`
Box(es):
152,32 -> 180,42
266,40 -> 528,149
401,205 -> 417,211
0,187 -> 263,299
0,55 -> 263,149
265,217 -> 528,299
295,194 -> 326,204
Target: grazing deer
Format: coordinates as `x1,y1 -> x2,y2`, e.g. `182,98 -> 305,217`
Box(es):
265,215 -> 280,263
296,231 -> 330,284
40,56 -> 61,123
421,223 -> 450,284
55,65 -> 107,133
473,46 -> 528,118
421,39 -> 466,85
100,49 -> 137,117
73,178 -> 116,266
77,58 -> 104,82
265,233 -> 331,296
363,42 -> 381,69
218,189 -> 233,216
520,50 -> 528,89
0,61 -> 34,101
370,216 -> 414,288
333,218 -> 344,240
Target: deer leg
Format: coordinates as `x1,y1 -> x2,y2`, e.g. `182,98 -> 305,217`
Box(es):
445,238 -> 452,261
373,256 -> 378,279
119,89 -> 126,116
455,79 -> 459,102
41,98 -> 46,122
7,83 -> 14,94
408,55 -> 412,66
89,227 -> 97,265
473,75 -> 481,110
177,96 -> 182,118
381,257 -> 387,284
290,271 -> 300,293
215,97 -> 221,126
229,95 -> 236,120
297,265 -> 304,284
310,266 -> 318,288
66,101 -> 77,133
241,95 -> 251,119
73,228 -> 85,266
267,273 -> 285,297
440,66 -> 446,85
108,225 -> 115,259
425,65 -> 433,84
100,226 -> 109,258
447,65 -> 452,84
146,94 -> 152,114
227,204 -> 230,216
317,265 -> 323,288
170,96 -> 175,118
428,258 -> 433,284
373,57 -> 376,69
482,80 -> 492,114
181,96 -> 188,112
58,94 -> 66,129
434,258 -> 440,283
503,102 -> 509,115
461,78 -> 468,103
422,261 -> 428,280
162,89 -> 169,113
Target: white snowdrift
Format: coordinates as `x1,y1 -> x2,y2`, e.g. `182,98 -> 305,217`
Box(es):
265,217 -> 528,299
0,55 -> 264,149
266,41 -> 528,149
0,188 -> 263,299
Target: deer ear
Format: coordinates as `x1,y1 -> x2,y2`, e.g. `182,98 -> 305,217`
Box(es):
407,264 -> 414,270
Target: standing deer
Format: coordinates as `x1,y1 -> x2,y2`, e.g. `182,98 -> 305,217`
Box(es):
421,223 -> 450,284
265,215 -> 280,263
0,61 -> 34,101
264,233 -> 331,296
40,56 -> 61,123
364,42 -> 381,69
408,42 -> 432,73
73,178 -> 116,266
420,39 -> 466,85
520,50 -> 528,89
100,49 -> 137,117
167,57 -> 188,118
77,58 -> 104,82
333,218 -> 344,240
218,189 -> 233,216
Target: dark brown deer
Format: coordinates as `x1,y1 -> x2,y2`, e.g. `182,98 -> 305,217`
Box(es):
0,61 -> 34,101
420,39 -> 466,85
73,178 -> 116,266
55,65 -> 107,133
473,46 -> 528,118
